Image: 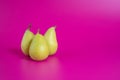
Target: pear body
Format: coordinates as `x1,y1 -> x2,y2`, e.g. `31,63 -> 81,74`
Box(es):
44,27 -> 58,55
21,29 -> 34,55
29,33 -> 49,61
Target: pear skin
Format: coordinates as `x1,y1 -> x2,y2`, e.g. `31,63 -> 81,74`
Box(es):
29,31 -> 49,61
44,26 -> 58,55
21,25 -> 34,55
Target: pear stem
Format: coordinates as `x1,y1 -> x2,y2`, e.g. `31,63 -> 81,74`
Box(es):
54,25 -> 57,29
28,24 -> 32,30
37,28 -> 40,33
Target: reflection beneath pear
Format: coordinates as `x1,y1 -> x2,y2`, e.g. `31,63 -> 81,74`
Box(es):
20,56 -> 63,80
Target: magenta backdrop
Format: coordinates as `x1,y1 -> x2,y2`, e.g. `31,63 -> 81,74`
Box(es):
0,0 -> 120,80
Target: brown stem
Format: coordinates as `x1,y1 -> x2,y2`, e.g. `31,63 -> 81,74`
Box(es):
54,25 -> 57,29
28,24 -> 32,30
37,28 -> 40,33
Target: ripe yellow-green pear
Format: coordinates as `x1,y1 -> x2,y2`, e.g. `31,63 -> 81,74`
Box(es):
21,25 -> 34,55
29,29 -> 49,61
44,26 -> 58,55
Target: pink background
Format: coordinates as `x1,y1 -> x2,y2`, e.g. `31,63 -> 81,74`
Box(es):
0,0 -> 120,80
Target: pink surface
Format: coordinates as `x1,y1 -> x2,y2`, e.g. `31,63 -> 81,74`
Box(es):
0,0 -> 120,80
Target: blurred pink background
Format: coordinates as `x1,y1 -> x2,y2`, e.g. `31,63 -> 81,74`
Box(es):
0,0 -> 120,80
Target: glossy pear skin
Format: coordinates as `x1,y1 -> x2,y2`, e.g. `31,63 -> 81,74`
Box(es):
29,33 -> 49,61
21,28 -> 34,55
44,27 -> 58,55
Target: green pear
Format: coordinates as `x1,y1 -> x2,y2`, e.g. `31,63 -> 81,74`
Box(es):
29,29 -> 49,61
21,25 -> 34,55
44,26 -> 58,55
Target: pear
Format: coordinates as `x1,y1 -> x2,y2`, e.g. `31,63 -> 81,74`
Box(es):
44,26 -> 58,55
29,29 -> 49,61
21,24 -> 34,55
